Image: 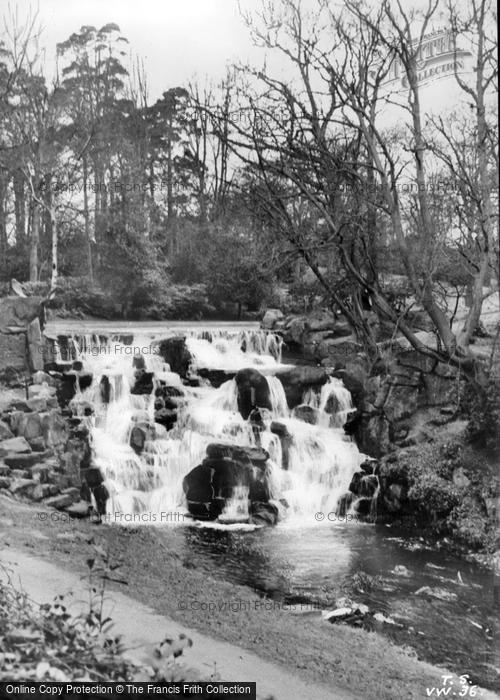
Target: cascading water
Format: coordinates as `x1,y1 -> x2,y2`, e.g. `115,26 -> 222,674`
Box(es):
69,328 -> 365,525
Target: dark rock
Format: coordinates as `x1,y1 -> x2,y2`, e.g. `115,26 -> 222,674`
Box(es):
330,370 -> 364,407
235,368 -> 272,419
270,421 -> 292,470
100,375 -> 111,403
249,501 -> 279,526
4,452 -> 43,469
157,337 -> 192,378
131,370 -> 154,395
154,408 -> 177,431
205,443 -> 269,470
183,464 -> 215,503
293,404 -> 319,425
81,467 -> 104,488
197,368 -> 236,388
0,477 -> 11,489
91,483 -> 109,515
275,366 -> 328,409
130,425 -> 148,454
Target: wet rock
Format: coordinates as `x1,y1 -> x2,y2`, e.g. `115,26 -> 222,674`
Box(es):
154,408 -> 177,432
183,464 -> 215,504
206,443 -> 269,470
275,366 -> 328,409
235,368 -> 272,419
100,374 -> 111,403
249,501 -> 279,526
391,565 -> 411,577
157,337 -> 192,378
293,404 -> 319,425
130,425 -> 148,454
270,421 -> 292,470
0,476 -> 11,489
197,368 -> 236,387
131,370 -> 154,395
0,464 -> 11,476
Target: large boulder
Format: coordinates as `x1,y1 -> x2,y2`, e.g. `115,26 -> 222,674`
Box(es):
182,443 -> 274,523
206,443 -> 269,470
234,368 -> 272,419
262,308 -> 284,329
275,366 -> 329,409
156,337 -> 192,378
0,296 -> 42,334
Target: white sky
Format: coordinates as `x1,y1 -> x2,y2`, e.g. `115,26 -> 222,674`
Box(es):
7,0 -> 265,99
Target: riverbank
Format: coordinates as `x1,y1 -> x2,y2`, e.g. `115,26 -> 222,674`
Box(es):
1,495 -> 498,700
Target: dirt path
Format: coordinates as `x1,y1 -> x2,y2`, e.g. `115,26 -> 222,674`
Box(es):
0,547 -> 350,700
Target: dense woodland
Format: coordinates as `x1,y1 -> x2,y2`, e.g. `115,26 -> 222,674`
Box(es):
0,0 -> 498,383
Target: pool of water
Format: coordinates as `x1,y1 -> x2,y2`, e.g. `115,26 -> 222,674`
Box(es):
172,520 -> 498,690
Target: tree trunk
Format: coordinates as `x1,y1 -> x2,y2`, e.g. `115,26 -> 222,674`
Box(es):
50,205 -> 58,293
29,202 -> 39,283
13,170 -> 26,247
83,154 -> 93,282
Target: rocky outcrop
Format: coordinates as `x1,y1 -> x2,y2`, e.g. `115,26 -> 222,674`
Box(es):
0,373 -> 108,520
234,368 -> 272,419
0,296 -> 44,381
275,366 -> 329,409
350,351 -> 463,457
263,308 -> 359,365
182,443 -> 278,525
156,337 -> 192,378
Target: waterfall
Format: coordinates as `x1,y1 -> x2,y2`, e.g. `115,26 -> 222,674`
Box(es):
71,329 -> 364,525
302,377 -> 355,428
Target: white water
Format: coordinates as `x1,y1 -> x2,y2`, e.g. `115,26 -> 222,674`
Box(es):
68,327 -> 364,524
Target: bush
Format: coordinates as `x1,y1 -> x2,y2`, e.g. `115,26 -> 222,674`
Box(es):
462,379 -> 500,453
47,277 -> 119,319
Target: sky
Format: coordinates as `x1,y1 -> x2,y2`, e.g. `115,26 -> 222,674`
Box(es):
8,0 -> 264,99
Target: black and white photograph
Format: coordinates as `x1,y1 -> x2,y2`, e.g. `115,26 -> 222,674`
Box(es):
0,1 -> 498,698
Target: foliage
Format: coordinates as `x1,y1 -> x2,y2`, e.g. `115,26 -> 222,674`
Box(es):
0,547 -> 213,687
461,379 -> 500,452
